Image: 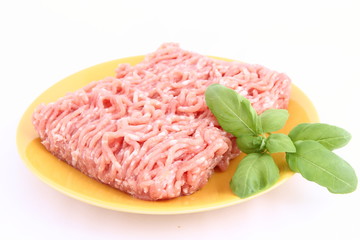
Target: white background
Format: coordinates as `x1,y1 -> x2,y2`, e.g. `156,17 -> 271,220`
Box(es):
2,0 -> 360,239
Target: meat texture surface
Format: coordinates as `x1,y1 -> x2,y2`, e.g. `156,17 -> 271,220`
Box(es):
32,43 -> 291,200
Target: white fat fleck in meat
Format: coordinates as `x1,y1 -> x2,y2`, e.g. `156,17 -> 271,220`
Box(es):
235,86 -> 246,95
182,80 -> 191,85
158,131 -> 167,137
261,97 -> 275,109
53,133 -> 64,142
169,140 -> 178,145
127,134 -> 140,141
113,161 -> 121,169
196,157 -> 206,164
71,150 -> 79,166
240,89 -> 248,96
165,115 -> 174,122
171,125 -> 180,131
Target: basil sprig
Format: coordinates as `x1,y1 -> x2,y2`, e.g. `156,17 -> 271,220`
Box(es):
205,84 -> 357,198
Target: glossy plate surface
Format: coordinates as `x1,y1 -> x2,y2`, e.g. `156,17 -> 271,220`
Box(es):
17,56 -> 319,214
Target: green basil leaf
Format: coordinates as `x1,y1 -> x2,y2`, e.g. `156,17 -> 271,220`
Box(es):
286,140 -> 357,194
230,153 -> 280,198
236,135 -> 265,154
288,123 -> 351,150
205,84 -> 261,137
265,133 -> 296,153
260,109 -> 289,133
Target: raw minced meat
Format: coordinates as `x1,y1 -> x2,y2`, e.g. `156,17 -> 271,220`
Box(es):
32,43 -> 291,200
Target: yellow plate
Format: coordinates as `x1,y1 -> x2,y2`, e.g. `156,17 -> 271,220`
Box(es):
16,56 -> 319,214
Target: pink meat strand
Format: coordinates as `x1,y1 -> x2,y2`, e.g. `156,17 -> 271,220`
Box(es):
32,43 -> 291,200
